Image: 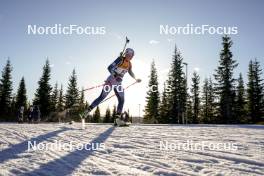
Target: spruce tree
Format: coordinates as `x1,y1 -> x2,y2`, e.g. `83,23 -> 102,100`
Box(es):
201,78 -> 215,123
214,36 -> 238,123
79,87 -> 85,111
0,59 -> 13,120
111,105 -> 117,123
50,82 -> 59,112
159,82 -> 169,123
247,59 -> 264,123
235,73 -> 246,123
93,106 -> 101,123
65,69 -> 79,108
190,71 -> 200,123
104,106 -> 111,123
15,77 -> 27,111
57,84 -> 64,112
34,59 -> 52,118
144,61 -> 160,123
186,93 -> 193,123
167,46 -> 187,124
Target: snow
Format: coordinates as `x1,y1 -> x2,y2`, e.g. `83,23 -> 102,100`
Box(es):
0,123 -> 263,175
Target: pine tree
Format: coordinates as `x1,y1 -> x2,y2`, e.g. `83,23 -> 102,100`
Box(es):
190,71 -> 200,123
247,59 -> 264,123
0,59 -> 13,120
214,36 -> 238,123
201,78 -> 215,123
234,73 -> 246,123
65,69 -> 79,108
50,82 -> 59,112
144,61 -> 160,123
57,84 -> 64,111
15,77 -> 27,111
186,93 -> 193,123
93,106 -> 101,123
111,105 -> 117,123
104,106 -> 111,123
34,59 -> 52,118
167,46 -> 187,124
79,87 -> 85,111
159,82 -> 169,123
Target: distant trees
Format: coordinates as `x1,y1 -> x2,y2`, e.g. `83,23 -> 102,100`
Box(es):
247,59 -> 264,123
0,35 -> 263,124
65,69 -> 79,108
234,73 -> 247,123
0,59 -> 13,121
34,59 -> 52,118
16,77 -> 27,112
159,83 -> 169,123
200,77 -> 215,123
92,106 -> 101,123
103,106 -> 111,123
144,36 -> 263,124
144,61 -> 160,123
214,36 -> 238,123
166,46 -> 187,124
190,71 -> 200,123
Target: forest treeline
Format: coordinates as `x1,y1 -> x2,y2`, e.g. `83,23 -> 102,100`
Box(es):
0,35 -> 263,124
144,36 -> 264,124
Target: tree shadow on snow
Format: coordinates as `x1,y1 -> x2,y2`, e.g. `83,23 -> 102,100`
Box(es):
0,127 -> 71,164
18,126 -> 115,176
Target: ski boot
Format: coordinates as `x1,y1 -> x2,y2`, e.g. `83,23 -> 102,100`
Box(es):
114,113 -> 122,126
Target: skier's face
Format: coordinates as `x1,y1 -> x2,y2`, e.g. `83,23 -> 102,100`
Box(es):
125,53 -> 133,60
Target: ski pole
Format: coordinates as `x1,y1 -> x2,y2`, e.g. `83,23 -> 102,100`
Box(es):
81,83 -> 105,92
100,81 -> 138,105
120,36 -> 130,56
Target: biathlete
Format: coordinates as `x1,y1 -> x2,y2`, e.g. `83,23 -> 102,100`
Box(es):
80,48 -> 141,125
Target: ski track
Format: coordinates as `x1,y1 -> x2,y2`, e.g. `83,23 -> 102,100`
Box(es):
0,123 -> 263,176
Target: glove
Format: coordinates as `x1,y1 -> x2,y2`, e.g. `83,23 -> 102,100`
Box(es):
136,78 -> 142,83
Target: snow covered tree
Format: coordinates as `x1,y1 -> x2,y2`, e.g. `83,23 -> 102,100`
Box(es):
190,71 -> 200,123
214,36 -> 238,123
50,82 -> 59,112
34,59 -> 52,118
57,84 -> 64,112
15,77 -> 27,111
247,59 -> 264,123
201,78 -> 215,123
65,69 -> 79,108
104,106 -> 111,123
0,59 -> 13,120
144,61 -> 160,123
92,106 -> 101,123
167,46 -> 187,124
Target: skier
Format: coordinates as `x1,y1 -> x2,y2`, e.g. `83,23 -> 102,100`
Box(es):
80,48 -> 141,125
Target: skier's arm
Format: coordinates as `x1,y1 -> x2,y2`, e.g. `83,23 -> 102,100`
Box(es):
128,65 -> 141,82
108,57 -> 122,75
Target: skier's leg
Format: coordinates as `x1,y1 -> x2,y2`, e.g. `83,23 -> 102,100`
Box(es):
114,85 -> 125,114
90,85 -> 112,109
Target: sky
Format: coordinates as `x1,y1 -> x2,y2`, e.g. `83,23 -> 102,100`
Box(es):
0,0 -> 263,116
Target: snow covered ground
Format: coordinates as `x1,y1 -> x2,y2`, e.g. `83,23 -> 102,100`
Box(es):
0,123 -> 263,176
